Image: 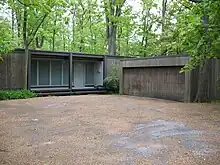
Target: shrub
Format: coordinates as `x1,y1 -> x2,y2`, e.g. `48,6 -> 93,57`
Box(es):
0,90 -> 38,100
104,65 -> 120,93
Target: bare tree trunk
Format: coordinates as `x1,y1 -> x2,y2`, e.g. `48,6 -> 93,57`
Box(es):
36,36 -> 44,48
23,6 -> 28,89
15,10 -> 21,46
11,2 -> 15,39
72,10 -> 75,50
117,26 -> 122,56
108,24 -> 117,56
89,14 -> 94,53
194,60 -> 210,102
63,31 -> 66,51
161,0 -> 167,33
52,17 -> 57,51
104,0 -> 126,56
140,10 -> 147,55
78,1 -> 85,52
126,28 -> 129,55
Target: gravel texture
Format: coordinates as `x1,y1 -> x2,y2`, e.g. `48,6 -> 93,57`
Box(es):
0,95 -> 220,165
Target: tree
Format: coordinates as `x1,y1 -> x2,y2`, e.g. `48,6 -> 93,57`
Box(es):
172,0 -> 220,101
104,0 -> 126,55
7,0 -> 66,88
0,18 -> 16,61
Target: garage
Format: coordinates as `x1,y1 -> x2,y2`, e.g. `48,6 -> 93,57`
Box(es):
123,66 -> 185,101
119,55 -> 193,102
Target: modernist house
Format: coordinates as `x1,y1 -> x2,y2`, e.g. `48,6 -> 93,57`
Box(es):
0,49 -> 130,95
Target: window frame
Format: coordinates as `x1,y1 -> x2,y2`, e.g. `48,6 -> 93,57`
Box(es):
31,58 -> 69,88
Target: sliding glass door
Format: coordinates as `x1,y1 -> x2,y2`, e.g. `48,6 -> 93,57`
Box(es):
85,62 -> 94,86
31,59 -> 69,87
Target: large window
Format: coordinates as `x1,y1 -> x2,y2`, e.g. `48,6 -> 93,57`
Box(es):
51,60 -> 62,85
39,60 -> 50,85
85,62 -> 94,86
31,59 -> 69,87
31,60 -> 37,86
63,60 -> 69,86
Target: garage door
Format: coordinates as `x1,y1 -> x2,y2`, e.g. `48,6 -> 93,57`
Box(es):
123,66 -> 185,101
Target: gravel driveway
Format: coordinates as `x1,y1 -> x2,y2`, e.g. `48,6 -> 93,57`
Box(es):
0,95 -> 220,165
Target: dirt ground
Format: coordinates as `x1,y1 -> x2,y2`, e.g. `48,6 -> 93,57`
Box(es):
0,95 -> 220,165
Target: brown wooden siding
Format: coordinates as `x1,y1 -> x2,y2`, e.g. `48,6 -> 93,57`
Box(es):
123,66 -> 185,101
216,59 -> 220,99
0,52 -> 25,90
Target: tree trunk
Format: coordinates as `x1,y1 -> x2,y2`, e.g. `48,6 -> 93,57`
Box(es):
140,10 -> 147,55
194,11 -> 211,102
104,0 -> 125,56
108,24 -> 117,56
72,10 -> 75,50
144,36 -> 148,57
52,17 -> 57,51
161,0 -> 167,33
194,60 -> 210,102
126,28 -> 129,55
23,6 -> 28,89
36,36 -> 44,48
79,20 -> 84,52
15,10 -> 21,46
11,3 -> 15,39
117,26 -> 122,56
63,31 -> 66,51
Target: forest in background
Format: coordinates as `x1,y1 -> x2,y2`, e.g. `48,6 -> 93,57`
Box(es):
0,0 -> 218,58
0,0 -> 220,101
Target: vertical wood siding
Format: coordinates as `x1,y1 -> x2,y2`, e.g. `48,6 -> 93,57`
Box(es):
123,66 -> 185,101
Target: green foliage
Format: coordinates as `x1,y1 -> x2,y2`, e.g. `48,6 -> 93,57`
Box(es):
0,0 -> 219,63
169,0 -> 220,71
103,65 -> 120,93
0,18 -> 16,55
0,90 -> 38,100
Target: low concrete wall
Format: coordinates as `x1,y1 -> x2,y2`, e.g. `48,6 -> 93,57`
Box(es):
0,50 -> 26,90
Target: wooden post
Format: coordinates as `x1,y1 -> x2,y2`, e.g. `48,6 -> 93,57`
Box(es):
119,60 -> 124,95
27,50 -> 31,90
69,53 -> 73,90
184,71 -> 192,102
103,55 -> 107,79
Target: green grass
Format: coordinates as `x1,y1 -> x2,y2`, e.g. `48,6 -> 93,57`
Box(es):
0,90 -> 38,100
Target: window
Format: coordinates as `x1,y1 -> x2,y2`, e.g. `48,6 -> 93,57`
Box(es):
31,59 -> 69,87
51,60 -> 62,85
39,60 -> 50,85
85,62 -> 94,85
31,60 -> 37,86
63,60 -> 69,85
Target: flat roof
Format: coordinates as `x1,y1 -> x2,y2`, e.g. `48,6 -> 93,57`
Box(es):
14,48 -> 135,59
120,54 -> 190,61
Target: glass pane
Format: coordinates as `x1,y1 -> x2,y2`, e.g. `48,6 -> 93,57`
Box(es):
51,60 -> 62,85
63,60 -> 69,85
31,60 -> 37,86
39,60 -> 50,85
85,62 -> 94,85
